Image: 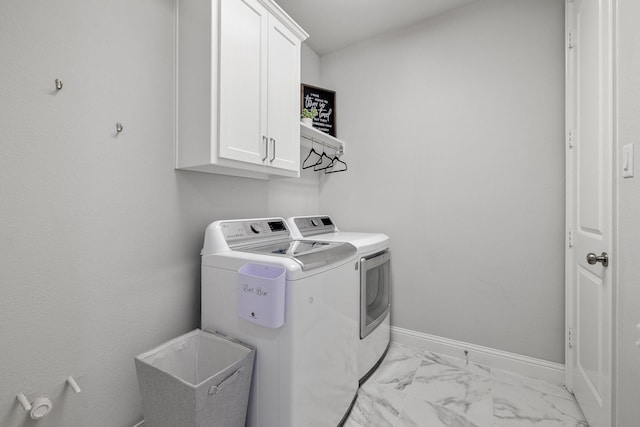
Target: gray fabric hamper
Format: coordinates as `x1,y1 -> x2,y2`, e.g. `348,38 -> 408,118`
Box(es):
135,329 -> 255,427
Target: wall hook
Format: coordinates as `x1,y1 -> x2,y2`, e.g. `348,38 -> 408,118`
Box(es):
66,376 -> 81,394
55,79 -> 63,90
115,123 -> 123,133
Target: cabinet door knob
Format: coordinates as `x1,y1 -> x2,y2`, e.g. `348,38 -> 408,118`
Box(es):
270,138 -> 276,162
262,136 -> 268,161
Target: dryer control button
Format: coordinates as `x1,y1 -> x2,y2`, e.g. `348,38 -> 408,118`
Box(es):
250,224 -> 260,234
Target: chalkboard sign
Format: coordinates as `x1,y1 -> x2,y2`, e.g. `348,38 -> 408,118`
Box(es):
301,84 -> 336,137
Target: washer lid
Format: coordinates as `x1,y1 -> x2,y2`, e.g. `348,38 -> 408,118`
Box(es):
236,240 -> 357,271
312,232 -> 390,254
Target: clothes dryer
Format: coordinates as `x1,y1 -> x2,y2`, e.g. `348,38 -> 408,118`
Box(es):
286,215 -> 391,383
201,218 -> 359,427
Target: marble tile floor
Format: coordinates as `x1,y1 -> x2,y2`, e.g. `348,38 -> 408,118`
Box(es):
344,342 -> 588,427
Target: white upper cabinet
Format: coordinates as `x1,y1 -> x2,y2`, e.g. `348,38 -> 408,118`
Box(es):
176,0 -> 308,179
218,0 -> 269,167
266,16 -> 302,171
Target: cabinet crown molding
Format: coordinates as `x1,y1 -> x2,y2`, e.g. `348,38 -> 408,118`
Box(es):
256,0 -> 309,41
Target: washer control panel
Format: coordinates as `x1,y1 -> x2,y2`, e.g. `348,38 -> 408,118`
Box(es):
294,216 -> 337,237
222,219 -> 289,243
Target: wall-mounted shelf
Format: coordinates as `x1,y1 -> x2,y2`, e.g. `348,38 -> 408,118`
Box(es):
300,122 -> 345,155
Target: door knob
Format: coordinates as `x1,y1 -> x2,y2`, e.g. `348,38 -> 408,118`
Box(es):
586,252 -> 608,267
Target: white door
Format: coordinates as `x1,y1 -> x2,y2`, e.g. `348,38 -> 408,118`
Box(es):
266,15 -> 301,172
218,0 -> 269,165
566,1 -> 613,426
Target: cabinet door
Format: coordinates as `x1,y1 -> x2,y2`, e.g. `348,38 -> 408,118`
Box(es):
218,0 -> 268,165
266,15 -> 301,172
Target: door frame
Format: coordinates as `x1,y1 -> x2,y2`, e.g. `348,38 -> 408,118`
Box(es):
564,0 -> 574,392
564,0 -> 618,425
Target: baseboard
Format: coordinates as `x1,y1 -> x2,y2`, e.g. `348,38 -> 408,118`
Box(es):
390,326 -> 565,386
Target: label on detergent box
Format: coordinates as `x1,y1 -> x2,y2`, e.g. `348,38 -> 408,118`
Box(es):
241,283 -> 269,297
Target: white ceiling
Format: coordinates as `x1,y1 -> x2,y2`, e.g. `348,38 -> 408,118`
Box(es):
276,0 -> 476,55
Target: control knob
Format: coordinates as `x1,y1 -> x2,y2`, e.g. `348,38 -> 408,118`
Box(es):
250,224 -> 260,234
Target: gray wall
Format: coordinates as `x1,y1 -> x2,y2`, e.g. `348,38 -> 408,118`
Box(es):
318,0 -> 566,363
615,0 -> 640,424
0,1 -> 316,426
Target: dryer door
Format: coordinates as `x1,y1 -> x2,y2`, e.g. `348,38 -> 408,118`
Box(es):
360,250 -> 391,339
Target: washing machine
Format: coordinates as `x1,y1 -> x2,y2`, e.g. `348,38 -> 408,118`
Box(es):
201,217 -> 359,427
286,215 -> 391,383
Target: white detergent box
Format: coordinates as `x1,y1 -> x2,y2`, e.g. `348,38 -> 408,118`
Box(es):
237,263 -> 286,328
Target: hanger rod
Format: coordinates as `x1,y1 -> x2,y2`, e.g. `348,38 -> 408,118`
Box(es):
301,134 -> 344,156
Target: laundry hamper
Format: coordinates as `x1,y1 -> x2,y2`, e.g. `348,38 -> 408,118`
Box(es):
135,329 -> 255,427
